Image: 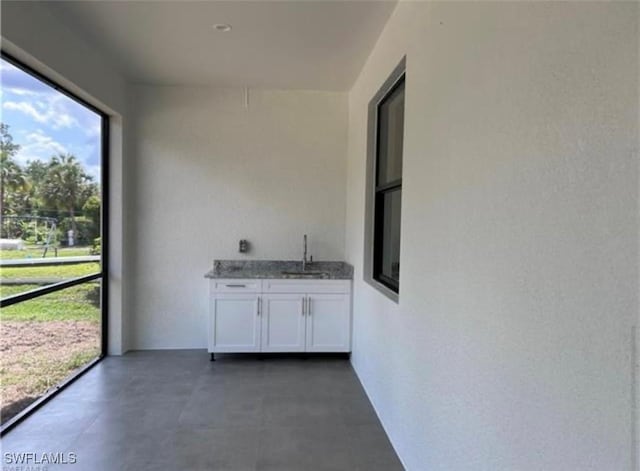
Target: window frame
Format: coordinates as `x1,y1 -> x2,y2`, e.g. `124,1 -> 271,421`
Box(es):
0,50 -> 109,435
364,57 -> 406,303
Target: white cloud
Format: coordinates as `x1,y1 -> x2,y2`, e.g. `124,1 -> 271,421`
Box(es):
15,130 -> 68,165
4,101 -> 44,121
3,87 -> 39,97
3,94 -> 79,130
27,130 -> 67,153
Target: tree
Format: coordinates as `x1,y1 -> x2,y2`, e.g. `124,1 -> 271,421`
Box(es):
82,194 -> 101,227
25,160 -> 48,186
79,181 -> 99,212
41,154 -> 92,238
23,160 -> 49,215
0,124 -> 25,229
82,194 -> 101,241
0,124 -> 20,161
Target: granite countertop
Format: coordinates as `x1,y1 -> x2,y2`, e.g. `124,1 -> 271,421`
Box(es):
205,260 -> 353,280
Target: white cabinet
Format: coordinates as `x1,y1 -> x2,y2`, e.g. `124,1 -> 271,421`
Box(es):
209,293 -> 261,352
306,294 -> 351,352
261,294 -> 306,352
209,279 -> 351,355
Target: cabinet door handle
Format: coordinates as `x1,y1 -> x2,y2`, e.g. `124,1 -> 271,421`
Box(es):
301,297 -> 305,316
257,297 -> 261,316
308,297 -> 312,316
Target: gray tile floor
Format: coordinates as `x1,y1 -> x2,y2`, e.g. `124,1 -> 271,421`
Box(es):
1,351 -> 403,471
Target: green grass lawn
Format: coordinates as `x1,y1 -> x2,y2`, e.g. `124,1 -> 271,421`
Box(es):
1,277 -> 101,423
1,262 -> 100,280
0,251 -> 102,424
1,258 -> 101,319
0,283 -> 101,322
0,245 -> 94,260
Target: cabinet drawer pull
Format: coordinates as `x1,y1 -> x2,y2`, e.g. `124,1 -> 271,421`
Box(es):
226,284 -> 246,288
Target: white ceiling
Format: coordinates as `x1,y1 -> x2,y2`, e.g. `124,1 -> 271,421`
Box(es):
48,1 -> 397,91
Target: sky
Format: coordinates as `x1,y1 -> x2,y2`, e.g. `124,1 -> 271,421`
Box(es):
0,58 -> 102,182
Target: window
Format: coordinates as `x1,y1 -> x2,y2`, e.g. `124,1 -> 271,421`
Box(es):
364,58 -> 405,301
0,52 -> 108,432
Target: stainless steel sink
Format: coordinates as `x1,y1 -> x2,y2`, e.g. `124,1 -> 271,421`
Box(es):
280,270 -> 330,279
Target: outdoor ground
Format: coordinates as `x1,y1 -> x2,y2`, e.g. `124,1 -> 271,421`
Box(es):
0,246 -> 101,424
0,246 -> 94,260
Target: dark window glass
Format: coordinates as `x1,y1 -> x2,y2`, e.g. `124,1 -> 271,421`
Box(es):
376,80 -> 405,186
373,75 -> 404,293
376,188 -> 401,284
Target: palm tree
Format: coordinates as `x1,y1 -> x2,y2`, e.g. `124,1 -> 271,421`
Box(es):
0,124 -> 24,231
0,154 -> 27,210
41,154 -> 92,238
23,160 -> 48,215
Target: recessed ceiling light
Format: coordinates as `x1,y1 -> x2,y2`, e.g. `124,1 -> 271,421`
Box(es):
213,23 -> 232,32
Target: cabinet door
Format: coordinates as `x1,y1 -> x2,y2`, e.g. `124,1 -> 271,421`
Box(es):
210,294 -> 261,352
261,294 -> 306,352
305,294 -> 351,352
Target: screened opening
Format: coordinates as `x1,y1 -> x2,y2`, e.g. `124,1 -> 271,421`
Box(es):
0,53 -> 108,429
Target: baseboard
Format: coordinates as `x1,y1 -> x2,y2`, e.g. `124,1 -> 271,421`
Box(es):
349,356 -> 409,471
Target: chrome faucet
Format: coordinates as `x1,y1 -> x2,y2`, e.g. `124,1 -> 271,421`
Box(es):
302,234 -> 308,271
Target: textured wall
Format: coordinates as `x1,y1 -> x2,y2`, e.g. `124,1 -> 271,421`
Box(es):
345,2 -> 638,469
129,86 -> 348,349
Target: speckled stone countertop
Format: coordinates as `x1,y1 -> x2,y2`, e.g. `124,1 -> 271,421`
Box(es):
205,260 -> 353,280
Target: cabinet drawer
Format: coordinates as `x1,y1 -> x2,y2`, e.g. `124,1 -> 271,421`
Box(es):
262,279 -> 350,294
210,279 -> 262,293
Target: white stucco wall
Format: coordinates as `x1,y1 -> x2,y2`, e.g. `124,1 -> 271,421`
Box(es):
345,2 -> 638,470
128,86 -> 348,349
